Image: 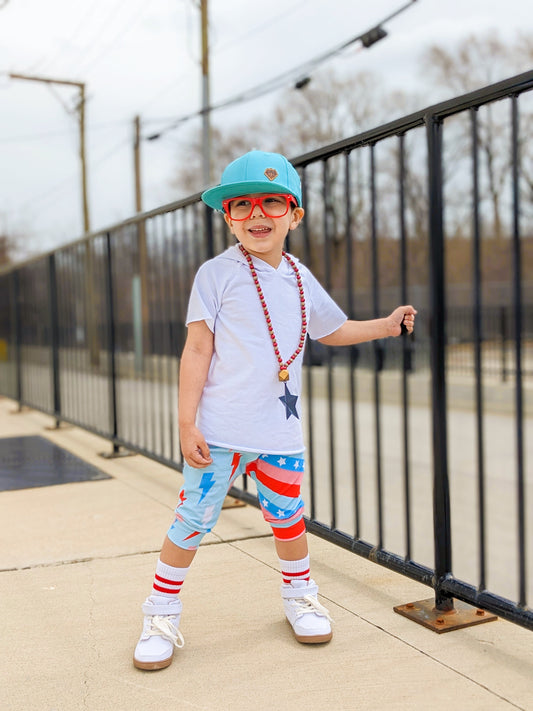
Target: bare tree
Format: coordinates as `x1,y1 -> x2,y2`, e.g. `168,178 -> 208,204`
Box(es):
170,120 -> 268,197
422,32 -> 533,241
0,233 -> 19,267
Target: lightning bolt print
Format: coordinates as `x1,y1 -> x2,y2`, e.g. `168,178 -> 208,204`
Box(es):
198,471 -> 216,503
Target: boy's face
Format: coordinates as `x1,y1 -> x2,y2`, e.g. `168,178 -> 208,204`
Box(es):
224,193 -> 304,267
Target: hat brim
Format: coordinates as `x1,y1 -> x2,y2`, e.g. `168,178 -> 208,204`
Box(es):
201,181 -> 298,211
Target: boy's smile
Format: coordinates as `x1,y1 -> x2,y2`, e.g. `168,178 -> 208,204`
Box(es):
224,193 -> 304,267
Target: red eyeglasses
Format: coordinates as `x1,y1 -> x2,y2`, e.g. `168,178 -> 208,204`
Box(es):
222,194 -> 297,221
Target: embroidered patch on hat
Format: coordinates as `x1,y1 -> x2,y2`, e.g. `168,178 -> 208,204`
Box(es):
264,168 -> 278,181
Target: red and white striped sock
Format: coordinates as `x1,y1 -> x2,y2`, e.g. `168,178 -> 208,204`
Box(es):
151,559 -> 189,600
279,555 -> 311,586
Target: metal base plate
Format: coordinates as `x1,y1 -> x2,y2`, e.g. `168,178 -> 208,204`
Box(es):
394,597 -> 498,633
100,447 -> 136,459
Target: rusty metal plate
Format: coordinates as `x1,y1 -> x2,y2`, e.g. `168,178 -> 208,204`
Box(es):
394,597 -> 498,633
222,495 -> 246,509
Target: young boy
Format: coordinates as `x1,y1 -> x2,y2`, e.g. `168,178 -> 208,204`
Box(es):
133,150 -> 416,670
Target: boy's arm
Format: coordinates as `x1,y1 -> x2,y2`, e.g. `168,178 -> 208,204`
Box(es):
318,305 -> 416,346
178,319 -> 215,468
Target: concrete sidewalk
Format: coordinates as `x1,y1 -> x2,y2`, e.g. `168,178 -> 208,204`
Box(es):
0,396 -> 532,711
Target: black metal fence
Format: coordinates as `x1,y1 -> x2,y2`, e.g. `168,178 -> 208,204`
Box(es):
1,71 -> 532,631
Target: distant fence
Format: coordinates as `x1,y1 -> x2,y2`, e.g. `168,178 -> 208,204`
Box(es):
1,71 -> 532,632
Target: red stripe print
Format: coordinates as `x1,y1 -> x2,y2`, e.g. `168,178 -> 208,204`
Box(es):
153,582 -> 180,594
272,518 -> 306,541
282,568 -> 310,579
258,459 -> 304,485
254,467 -> 301,498
153,573 -> 183,595
154,574 -> 183,587
282,568 -> 310,584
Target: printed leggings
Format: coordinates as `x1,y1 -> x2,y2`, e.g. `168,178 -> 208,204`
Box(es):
167,446 -> 306,550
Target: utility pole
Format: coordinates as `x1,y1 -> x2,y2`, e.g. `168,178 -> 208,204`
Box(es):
133,115 -> 143,214
9,73 -> 91,233
200,0 -> 211,186
10,73 -> 97,365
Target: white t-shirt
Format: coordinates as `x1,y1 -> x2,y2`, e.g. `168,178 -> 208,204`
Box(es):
186,245 -> 347,454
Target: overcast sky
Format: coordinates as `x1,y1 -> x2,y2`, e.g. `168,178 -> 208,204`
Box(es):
0,0 -> 531,254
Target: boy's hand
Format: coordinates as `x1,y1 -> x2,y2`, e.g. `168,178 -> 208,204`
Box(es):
180,424 -> 213,468
387,306 -> 417,337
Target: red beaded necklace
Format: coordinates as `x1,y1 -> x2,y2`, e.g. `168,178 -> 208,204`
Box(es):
239,244 -> 307,382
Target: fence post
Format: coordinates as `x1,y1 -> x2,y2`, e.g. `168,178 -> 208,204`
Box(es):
103,231 -> 120,456
12,270 -> 22,408
47,253 -> 61,426
205,203 -> 214,260
427,113 -> 454,612
500,306 -> 507,382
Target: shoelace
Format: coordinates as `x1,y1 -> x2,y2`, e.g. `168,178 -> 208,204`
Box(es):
146,615 -> 185,649
292,594 -> 334,622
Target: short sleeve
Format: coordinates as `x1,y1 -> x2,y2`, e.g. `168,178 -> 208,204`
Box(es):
303,266 -> 347,340
186,261 -> 220,332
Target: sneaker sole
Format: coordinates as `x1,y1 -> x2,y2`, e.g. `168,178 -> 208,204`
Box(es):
133,655 -> 173,671
286,620 -> 333,644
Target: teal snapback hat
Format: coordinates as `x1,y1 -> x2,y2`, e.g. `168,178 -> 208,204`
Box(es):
201,150 -> 302,210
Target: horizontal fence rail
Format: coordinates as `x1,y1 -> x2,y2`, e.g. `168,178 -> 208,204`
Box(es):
1,71 -> 532,631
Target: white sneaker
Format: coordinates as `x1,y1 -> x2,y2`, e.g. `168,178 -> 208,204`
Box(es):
281,579 -> 333,644
133,597 -> 184,670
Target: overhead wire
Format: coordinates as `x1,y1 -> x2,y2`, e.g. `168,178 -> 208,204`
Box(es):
24,0 -> 103,75
13,135 -> 131,215
145,0 -> 418,139
4,0 -> 418,229
0,117 -> 133,144
213,0 -> 311,54
69,0 -> 149,77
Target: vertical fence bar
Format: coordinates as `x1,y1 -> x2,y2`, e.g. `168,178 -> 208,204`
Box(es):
322,159 -> 337,530
48,254 -> 61,425
510,95 -> 527,608
344,150 -> 361,540
105,232 -> 120,455
169,210 -> 181,464
470,107 -> 487,592
500,306 -> 508,382
12,270 -> 22,407
398,133 -> 412,561
370,143 -> 384,549
153,215 -> 165,459
204,202 -> 214,260
427,113 -> 453,611
301,167 -> 317,521
162,214 -> 176,462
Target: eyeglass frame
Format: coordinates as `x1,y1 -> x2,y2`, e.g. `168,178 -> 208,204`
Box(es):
222,193 -> 297,221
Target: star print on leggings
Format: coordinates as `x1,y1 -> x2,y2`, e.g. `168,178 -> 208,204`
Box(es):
279,383 -> 299,420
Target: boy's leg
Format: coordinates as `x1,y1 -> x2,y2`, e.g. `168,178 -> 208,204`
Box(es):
249,454 -> 333,644
134,448 -> 242,670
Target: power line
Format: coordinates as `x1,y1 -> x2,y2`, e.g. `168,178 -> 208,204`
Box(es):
145,0 -> 418,140
24,0 -> 102,75
68,0 -> 148,77
0,118 -> 131,144
12,136 -> 130,214
213,0 -> 310,55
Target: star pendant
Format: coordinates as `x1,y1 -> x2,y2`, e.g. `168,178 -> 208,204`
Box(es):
279,383 -> 299,420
